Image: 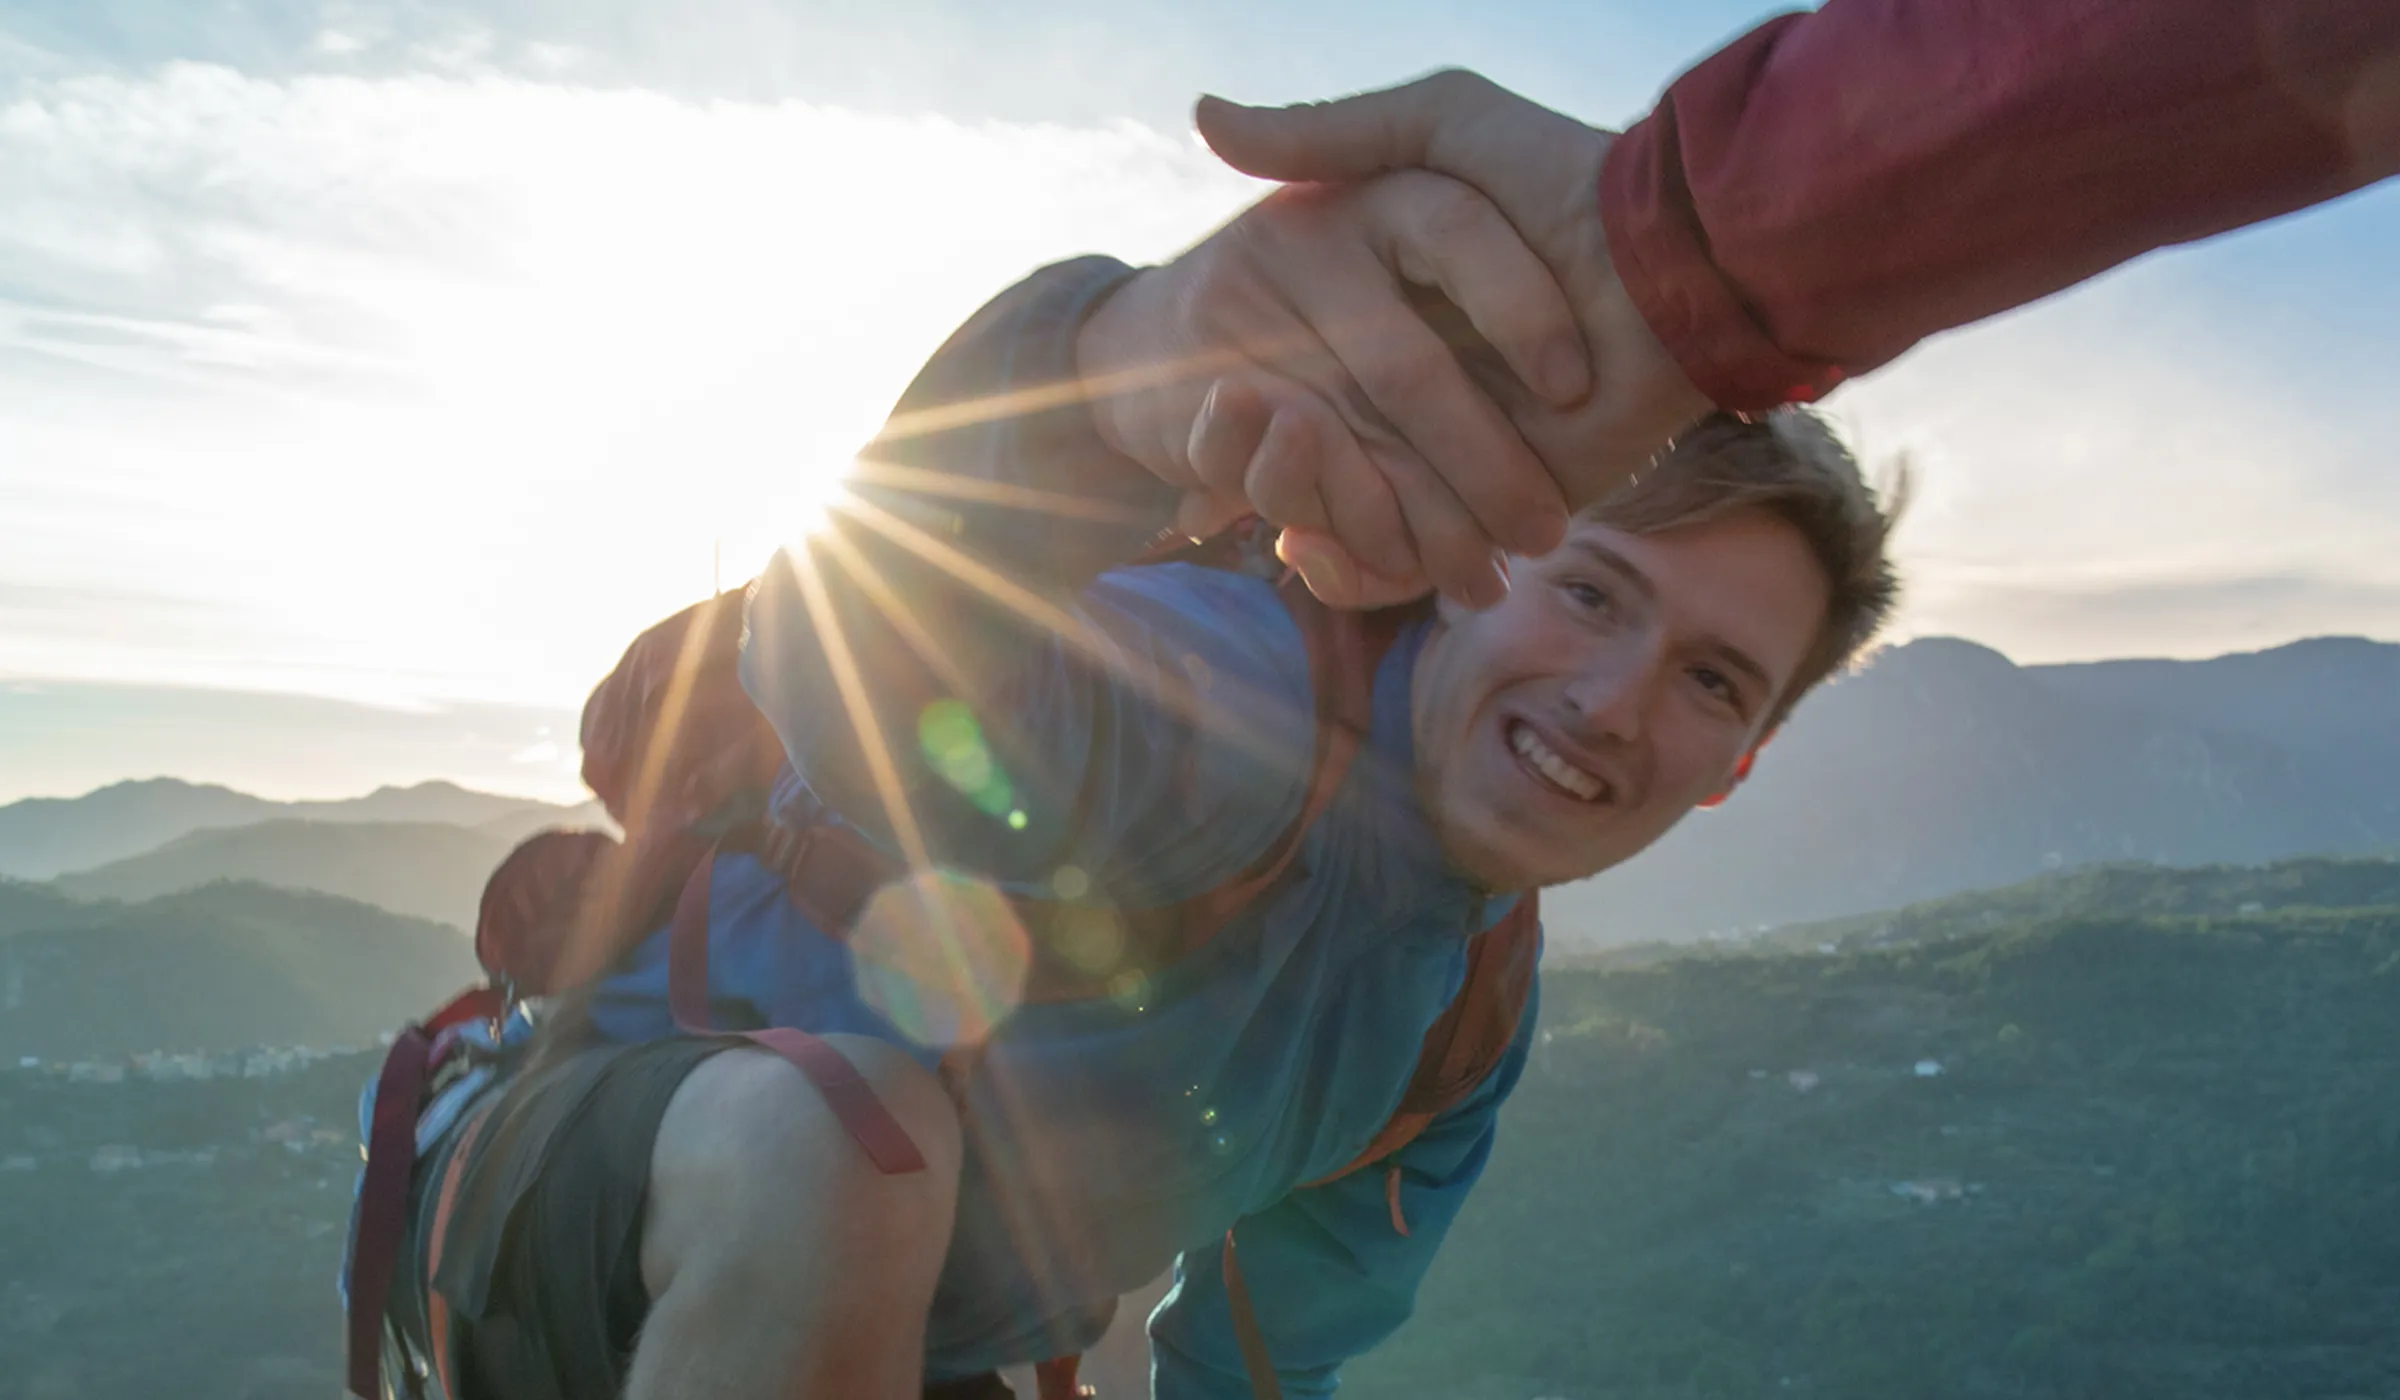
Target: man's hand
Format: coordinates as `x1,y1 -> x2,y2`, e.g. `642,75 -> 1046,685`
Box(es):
1075,170 -> 1591,610
1192,71 -> 1715,596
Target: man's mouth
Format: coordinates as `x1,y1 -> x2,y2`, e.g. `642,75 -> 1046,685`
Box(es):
1507,719 -> 1610,803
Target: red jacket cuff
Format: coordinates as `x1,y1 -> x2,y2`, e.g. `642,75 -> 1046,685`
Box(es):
1600,67 -> 1849,414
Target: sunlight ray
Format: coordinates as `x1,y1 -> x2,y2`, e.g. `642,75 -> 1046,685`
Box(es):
780,544 -> 937,872
869,336 -> 1316,447
811,526 -> 985,704
848,458 -> 1167,526
830,493 -> 1314,781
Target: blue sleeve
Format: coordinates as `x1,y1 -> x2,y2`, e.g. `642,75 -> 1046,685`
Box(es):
1146,978 -> 1542,1399
737,256 -> 1322,900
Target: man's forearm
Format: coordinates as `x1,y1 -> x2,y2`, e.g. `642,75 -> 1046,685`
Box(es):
742,257 -> 1181,793
843,255 -> 1181,594
1604,0 -> 2400,411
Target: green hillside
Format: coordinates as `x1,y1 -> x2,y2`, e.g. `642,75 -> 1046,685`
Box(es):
0,878 -> 86,937
2,859 -> 2395,1399
0,882 -> 478,1060
1350,866 -> 2400,1399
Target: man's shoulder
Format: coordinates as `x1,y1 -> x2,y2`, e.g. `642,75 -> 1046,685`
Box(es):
1084,562 -> 1309,680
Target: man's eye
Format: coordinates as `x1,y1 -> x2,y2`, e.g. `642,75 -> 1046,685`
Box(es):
1561,580 -> 1610,611
1692,667 -> 1744,711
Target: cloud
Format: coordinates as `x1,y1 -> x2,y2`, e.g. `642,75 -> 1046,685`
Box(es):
1826,241 -> 2400,661
0,60 -> 1264,707
2,30 -> 2395,721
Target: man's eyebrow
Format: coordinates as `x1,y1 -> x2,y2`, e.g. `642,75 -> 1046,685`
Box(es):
1566,536 -> 1780,701
1563,537 -> 1657,604
1701,636 -> 1777,701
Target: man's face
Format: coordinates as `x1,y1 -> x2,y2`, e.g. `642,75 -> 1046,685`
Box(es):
1411,507 -> 1830,892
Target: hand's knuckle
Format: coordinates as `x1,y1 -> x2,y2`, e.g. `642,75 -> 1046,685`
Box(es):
1357,346 -> 1449,406
1423,68 -> 1482,100
1410,181 -> 1497,248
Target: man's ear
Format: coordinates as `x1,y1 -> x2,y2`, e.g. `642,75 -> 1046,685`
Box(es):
1695,734 -> 1771,810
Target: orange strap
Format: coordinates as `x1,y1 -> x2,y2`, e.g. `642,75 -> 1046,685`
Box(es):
1155,577 -> 1406,952
422,1094 -> 499,1400
1221,1229 -> 1285,1400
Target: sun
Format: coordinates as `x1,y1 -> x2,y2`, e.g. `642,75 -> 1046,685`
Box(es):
709,457 -> 859,590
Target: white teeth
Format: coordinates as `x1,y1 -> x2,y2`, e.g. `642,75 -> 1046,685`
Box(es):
1509,722 -> 1605,802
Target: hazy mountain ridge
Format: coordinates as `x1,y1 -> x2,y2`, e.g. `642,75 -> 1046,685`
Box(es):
0,778 -> 594,882
1547,633 -> 2400,948
0,881 -> 478,1061
53,819 -> 524,931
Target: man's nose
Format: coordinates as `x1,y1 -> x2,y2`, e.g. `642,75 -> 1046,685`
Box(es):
1560,633 -> 1666,742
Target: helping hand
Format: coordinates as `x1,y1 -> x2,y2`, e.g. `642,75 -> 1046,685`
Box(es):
1193,70 -> 1716,603
1075,169 -> 1592,610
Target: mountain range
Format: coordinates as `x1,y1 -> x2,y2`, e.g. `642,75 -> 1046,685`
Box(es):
0,778 -> 596,883
6,856 -> 2395,1400
52,819 -> 525,932
1546,633 -> 2400,946
0,880 -> 478,1061
1348,858 -> 2400,1400
3,632 -> 2395,951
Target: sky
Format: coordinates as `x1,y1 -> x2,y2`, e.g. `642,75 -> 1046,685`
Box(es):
2,0 -> 2396,804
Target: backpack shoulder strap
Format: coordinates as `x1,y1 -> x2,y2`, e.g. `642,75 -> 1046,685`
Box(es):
1306,892 -> 1543,1190
1225,896 -> 1540,1400
1155,574 -> 1407,950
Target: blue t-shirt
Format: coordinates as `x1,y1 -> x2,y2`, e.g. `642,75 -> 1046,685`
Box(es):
583,258 -> 1541,1396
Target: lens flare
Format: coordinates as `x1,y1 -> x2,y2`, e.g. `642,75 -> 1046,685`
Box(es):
918,698 -> 1016,818
848,869 -> 1031,1048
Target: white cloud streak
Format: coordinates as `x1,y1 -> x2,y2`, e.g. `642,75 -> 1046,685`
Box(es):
0,60 -> 1262,706
1,46 -> 2394,731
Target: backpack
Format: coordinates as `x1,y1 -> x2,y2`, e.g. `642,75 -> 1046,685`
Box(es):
345,527 -> 1539,1400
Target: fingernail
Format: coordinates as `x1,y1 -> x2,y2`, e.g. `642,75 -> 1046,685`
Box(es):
1543,345 -> 1590,405
1447,556 -> 1509,611
1483,553 -> 1512,601
1288,538 -> 1355,601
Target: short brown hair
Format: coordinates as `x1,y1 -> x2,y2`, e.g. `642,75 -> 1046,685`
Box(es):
1586,408 -> 1906,722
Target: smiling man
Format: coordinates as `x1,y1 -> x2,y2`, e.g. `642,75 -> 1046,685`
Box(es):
372,166 -> 1900,1400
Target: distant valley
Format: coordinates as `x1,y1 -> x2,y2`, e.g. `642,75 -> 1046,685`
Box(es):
6,855 -> 2396,1400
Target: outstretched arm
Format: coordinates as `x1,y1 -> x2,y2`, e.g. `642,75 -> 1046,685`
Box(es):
739,175 -> 1586,886
1201,0 -> 2400,415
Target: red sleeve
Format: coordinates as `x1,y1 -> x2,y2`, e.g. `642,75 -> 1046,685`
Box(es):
1601,0 -> 2400,412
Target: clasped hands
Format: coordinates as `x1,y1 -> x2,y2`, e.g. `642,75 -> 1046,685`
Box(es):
1075,70 -> 1713,610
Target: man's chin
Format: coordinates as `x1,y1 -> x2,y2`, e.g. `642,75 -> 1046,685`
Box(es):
1434,810 -> 1605,895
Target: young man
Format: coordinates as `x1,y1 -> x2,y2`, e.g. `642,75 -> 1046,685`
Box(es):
383,170 -> 1900,1400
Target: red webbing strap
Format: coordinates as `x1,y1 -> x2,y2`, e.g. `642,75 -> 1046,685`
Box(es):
1221,1228 -> 1285,1400
1032,1355 -> 1090,1400
666,853 -> 927,1175
745,820 -> 903,934
348,1024 -> 431,1400
345,985 -> 505,1400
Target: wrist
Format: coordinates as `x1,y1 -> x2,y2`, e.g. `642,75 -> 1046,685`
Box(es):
1072,266 -> 1169,468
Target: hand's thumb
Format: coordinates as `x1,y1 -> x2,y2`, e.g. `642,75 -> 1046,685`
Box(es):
1195,71 -> 1485,182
